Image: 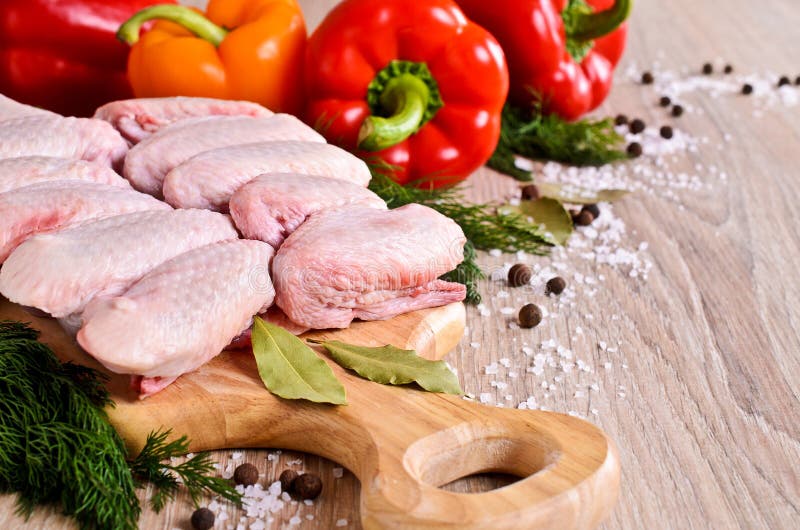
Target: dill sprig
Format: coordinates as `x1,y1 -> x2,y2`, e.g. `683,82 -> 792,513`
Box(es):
368,169 -> 552,303
0,321 -> 241,529
130,430 -> 242,512
488,102 -> 627,180
0,321 -> 139,529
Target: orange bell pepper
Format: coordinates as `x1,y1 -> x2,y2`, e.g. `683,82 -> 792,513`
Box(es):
117,0 -> 306,114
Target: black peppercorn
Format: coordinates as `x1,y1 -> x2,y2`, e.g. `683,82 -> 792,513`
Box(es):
520,184 -> 540,201
795,75 -> 800,86
671,104 -> 684,117
191,508 -> 215,530
723,64 -> 733,74
545,276 -> 567,296
641,71 -> 654,84
508,263 -> 532,287
702,62 -> 713,75
626,142 -> 643,158
279,469 -> 299,492
519,304 -> 543,328
778,76 -> 791,87
293,473 -> 323,500
233,463 -> 259,486
629,118 -> 645,134
581,203 -> 600,219
659,96 -> 671,107
741,83 -> 753,95
573,209 -> 594,226
659,125 -> 673,139
614,114 -> 628,126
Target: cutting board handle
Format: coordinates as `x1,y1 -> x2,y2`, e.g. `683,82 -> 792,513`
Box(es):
357,396 -> 620,530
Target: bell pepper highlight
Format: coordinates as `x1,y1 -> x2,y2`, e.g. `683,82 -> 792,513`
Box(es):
456,0 -> 632,120
118,0 -> 307,115
304,0 -> 509,188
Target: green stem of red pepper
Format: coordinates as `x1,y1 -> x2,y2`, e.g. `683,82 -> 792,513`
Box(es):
358,60 -> 443,152
117,4 -> 228,46
565,0 -> 632,41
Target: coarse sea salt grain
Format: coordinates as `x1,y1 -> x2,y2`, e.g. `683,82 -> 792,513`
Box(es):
333,467 -> 344,478
336,519 -> 349,527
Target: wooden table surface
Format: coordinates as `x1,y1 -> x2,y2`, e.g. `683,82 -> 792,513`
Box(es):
2,0 -> 799,528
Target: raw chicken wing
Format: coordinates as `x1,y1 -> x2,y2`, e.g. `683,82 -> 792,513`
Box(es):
123,115 -> 324,197
272,204 -> 466,329
94,96 -> 273,143
0,156 -> 129,194
163,141 -> 371,211
230,173 -> 386,248
0,209 -> 237,319
78,240 -> 275,378
0,181 -> 170,263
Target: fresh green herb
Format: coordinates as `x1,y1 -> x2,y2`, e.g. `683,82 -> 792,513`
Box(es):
252,317 -> 347,405
0,321 -> 139,530
312,340 -> 463,395
129,429 -> 242,512
440,240 -> 482,304
499,198 -> 574,246
535,182 -> 631,205
488,102 -> 627,180
0,321 -> 242,529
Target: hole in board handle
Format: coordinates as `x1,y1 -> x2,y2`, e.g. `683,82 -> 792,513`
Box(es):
402,422 -> 559,493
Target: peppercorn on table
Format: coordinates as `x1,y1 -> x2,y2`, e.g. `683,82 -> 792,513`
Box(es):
2,0 -> 799,528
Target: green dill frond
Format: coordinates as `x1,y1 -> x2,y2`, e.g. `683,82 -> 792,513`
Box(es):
131,429 -> 242,512
491,102 -> 627,181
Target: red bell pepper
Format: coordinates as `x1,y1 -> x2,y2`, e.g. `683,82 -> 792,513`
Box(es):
456,0 -> 631,121
304,0 -> 509,188
0,0 -> 172,117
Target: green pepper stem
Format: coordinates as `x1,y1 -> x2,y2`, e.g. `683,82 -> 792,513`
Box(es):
117,4 -> 228,47
358,74 -> 431,152
566,0 -> 632,41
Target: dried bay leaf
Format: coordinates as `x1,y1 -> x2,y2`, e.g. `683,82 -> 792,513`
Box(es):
317,340 -> 462,395
252,317 -> 346,405
536,182 -> 630,205
499,197 -> 574,246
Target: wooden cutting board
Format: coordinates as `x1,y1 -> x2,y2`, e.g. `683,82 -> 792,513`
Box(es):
0,298 -> 619,529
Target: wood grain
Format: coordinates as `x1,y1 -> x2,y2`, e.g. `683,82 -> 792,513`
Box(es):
2,0 -> 800,528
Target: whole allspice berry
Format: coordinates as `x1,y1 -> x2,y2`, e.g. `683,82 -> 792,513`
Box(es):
641,71 -> 654,84
702,62 -> 713,75
573,209 -> 595,226
293,473 -> 323,500
659,125 -> 674,139
741,83 -> 754,95
190,507 -> 215,530
659,95 -> 671,107
581,203 -> 600,219
508,263 -> 532,287
233,463 -> 259,486
545,276 -> 567,296
628,118 -> 646,134
279,469 -> 299,492
614,114 -> 628,126
626,142 -> 643,158
671,104 -> 684,117
519,304 -> 543,328
520,184 -> 541,201
723,64 -> 734,74
778,75 -> 791,87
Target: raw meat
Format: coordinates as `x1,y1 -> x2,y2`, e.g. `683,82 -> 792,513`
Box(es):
123,115 -> 325,198
94,96 -> 273,143
229,173 -> 386,248
272,204 -> 466,329
77,239 -> 275,378
162,141 -> 371,211
0,115 -> 128,168
0,209 -> 238,320
0,94 -> 58,121
0,156 -> 130,194
0,181 -> 170,263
